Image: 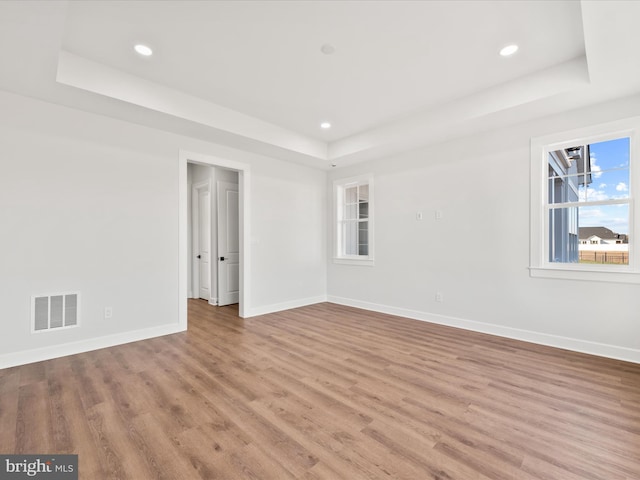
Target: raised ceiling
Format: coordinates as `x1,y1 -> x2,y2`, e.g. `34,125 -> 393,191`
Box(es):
1,1 -> 640,169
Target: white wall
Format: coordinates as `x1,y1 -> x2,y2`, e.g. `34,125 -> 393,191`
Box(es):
248,161 -> 328,314
0,89 -> 327,367
327,93 -> 640,363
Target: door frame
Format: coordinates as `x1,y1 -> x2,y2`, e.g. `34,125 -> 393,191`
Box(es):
179,150 -> 251,328
191,180 -> 211,303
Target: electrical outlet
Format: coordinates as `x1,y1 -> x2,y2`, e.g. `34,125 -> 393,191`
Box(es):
416,211 -> 423,220
104,307 -> 113,319
435,292 -> 444,302
435,210 -> 443,220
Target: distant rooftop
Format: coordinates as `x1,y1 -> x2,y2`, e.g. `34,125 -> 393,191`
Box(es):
579,226 -> 627,241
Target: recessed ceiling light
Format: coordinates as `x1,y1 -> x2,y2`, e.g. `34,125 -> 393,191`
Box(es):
134,44 -> 153,56
499,44 -> 519,57
320,122 -> 331,129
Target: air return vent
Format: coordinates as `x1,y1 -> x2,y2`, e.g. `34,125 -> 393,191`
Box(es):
31,293 -> 80,333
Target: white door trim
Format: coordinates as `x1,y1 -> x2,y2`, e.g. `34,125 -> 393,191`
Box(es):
179,150 -> 250,329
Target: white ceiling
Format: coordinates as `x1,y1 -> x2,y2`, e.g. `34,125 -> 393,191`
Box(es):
1,1 -> 640,169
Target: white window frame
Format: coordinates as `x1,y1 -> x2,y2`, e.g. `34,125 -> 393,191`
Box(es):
333,173 -> 374,266
530,116 -> 640,283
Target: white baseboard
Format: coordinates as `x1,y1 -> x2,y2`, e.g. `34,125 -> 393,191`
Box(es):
0,323 -> 186,370
246,295 -> 328,317
328,295 -> 640,364
8,295 -> 635,368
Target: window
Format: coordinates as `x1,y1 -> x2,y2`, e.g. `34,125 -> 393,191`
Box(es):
530,117 -> 639,282
334,174 -> 374,265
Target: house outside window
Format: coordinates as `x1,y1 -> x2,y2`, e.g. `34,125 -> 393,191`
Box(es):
334,174 -> 374,265
530,117 -> 639,283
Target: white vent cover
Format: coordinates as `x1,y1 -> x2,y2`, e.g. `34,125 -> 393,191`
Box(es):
31,292 -> 80,333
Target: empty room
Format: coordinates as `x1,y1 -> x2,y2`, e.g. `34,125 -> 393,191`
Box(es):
1,1 -> 639,479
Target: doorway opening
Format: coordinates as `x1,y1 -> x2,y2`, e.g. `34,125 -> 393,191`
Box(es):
178,151 -> 251,329
189,164 -> 240,307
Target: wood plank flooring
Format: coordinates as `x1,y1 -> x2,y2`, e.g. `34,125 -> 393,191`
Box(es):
1,299 -> 639,479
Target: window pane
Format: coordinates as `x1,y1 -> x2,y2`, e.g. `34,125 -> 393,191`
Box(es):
358,184 -> 369,202
579,167 -> 630,202
583,137 -> 630,201
344,220 -> 358,255
548,173 -> 582,204
358,221 -> 368,256
359,202 -> 369,219
345,204 -> 357,220
589,137 -> 630,171
345,186 -> 357,204
549,204 -> 629,264
548,148 -> 581,202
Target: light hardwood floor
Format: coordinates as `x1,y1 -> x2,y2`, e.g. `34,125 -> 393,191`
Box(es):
1,300 -> 639,479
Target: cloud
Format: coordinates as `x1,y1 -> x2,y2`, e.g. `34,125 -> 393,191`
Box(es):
590,156 -> 603,179
616,182 -> 628,192
599,183 -> 607,188
579,208 -> 605,220
583,186 -> 609,201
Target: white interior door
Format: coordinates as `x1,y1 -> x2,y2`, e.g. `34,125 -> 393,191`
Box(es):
196,186 -> 211,300
217,181 -> 239,306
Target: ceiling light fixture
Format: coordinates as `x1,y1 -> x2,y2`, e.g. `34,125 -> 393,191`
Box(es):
321,44 -> 336,55
320,122 -> 331,129
134,44 -> 153,56
499,44 -> 519,57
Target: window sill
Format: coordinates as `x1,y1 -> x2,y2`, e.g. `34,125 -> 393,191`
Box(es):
333,257 -> 375,266
529,266 -> 640,284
